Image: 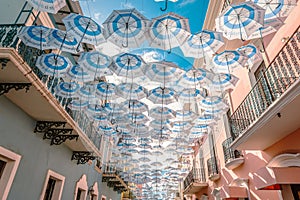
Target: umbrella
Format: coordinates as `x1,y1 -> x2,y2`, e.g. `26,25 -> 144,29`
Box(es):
76,84 -> 97,101
205,73 -> 239,92
216,1 -> 265,40
121,100 -> 148,113
149,107 -> 176,120
67,99 -> 88,111
65,65 -> 93,82
54,81 -> 80,98
178,88 -> 206,103
95,82 -> 116,101
199,96 -> 229,112
251,0 -> 297,20
35,53 -> 71,77
27,0 -> 66,14
193,114 -> 218,125
62,13 -> 105,47
237,44 -> 262,68
18,25 -> 52,50
139,157 -> 151,163
77,51 -> 113,76
213,50 -> 247,74
175,110 -> 198,122
181,30 -> 224,59
139,143 -> 152,149
103,8 -> 150,48
110,53 -> 146,79
191,124 -> 211,134
179,68 -> 213,89
148,87 -> 177,105
144,61 -> 184,86
102,103 -> 128,115
151,161 -> 163,167
129,124 -> 149,135
86,103 -> 106,115
154,0 -> 179,11
48,29 -> 82,53
247,18 -> 283,40
148,12 -> 190,53
116,83 -> 147,100
150,119 -> 173,130
125,112 -> 149,125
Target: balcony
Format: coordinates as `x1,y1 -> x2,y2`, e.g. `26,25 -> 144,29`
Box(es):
222,137 -> 244,170
102,164 -> 128,193
0,24 -> 102,158
229,26 -> 300,150
207,157 -> 220,181
183,168 -> 207,194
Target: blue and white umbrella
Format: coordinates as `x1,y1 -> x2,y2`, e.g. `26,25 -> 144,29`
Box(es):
205,73 -> 239,92
148,87 -> 177,105
237,44 -> 262,68
62,13 -> 105,46
18,25 -> 52,50
216,1 -> 265,40
110,53 -> 146,79
86,103 -> 106,115
121,100 -> 148,113
91,115 -> 112,126
172,121 -> 193,132
138,143 -> 152,150
116,83 -> 147,100
181,30 -> 224,58
65,65 -> 93,82
95,82 -> 116,101
27,0 -> 66,14
76,84 -> 97,101
199,96 -> 229,111
175,110 -> 198,122
144,61 -> 184,86
179,68 -> 213,89
48,29 -> 82,53
129,124 -> 149,135
191,124 -> 211,134
213,50 -> 247,74
35,53 -> 71,77
149,119 -> 173,130
125,112 -> 149,125
77,51 -> 113,75
148,12 -> 190,53
54,81 -> 80,98
247,18 -> 283,40
102,103 -> 128,115
103,8 -> 150,48
67,99 -> 88,111
149,107 -> 176,120
251,0 -> 297,20
193,114 -> 218,125
178,88 -> 206,103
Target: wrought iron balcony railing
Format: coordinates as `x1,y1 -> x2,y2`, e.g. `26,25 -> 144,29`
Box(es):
207,157 -> 219,178
221,0 -> 232,13
222,137 -> 242,164
0,24 -> 102,150
183,167 -> 206,189
229,26 -> 300,138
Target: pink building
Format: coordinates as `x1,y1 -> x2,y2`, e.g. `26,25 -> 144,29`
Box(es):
182,0 -> 300,199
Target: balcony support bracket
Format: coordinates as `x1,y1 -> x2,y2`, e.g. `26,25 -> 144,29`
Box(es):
34,121 -> 66,133
0,83 -> 31,96
71,151 -> 96,165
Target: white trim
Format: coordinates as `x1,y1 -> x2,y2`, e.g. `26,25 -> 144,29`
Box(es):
74,174 -> 88,200
39,169 -> 65,200
89,182 -> 99,200
101,195 -> 107,200
0,146 -> 21,200
268,153 -> 300,167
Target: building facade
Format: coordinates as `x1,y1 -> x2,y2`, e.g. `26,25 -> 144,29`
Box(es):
182,0 -> 300,200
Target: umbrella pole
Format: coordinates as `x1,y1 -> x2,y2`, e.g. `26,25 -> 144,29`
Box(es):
76,20 -> 91,52
160,0 -> 168,11
259,29 -> 270,64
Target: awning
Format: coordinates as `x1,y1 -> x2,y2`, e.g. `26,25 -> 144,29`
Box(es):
220,185 -> 248,199
253,167 -> 300,190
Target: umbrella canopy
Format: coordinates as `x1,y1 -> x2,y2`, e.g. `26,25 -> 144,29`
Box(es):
67,99 -> 88,111
199,96 -> 229,111
181,30 -> 224,58
205,73 -> 239,92
179,68 -> 213,89
148,87 -> 177,105
95,82 -> 117,101
48,29 -> 82,53
65,65 -> 93,82
237,44 -> 262,68
247,18 -> 283,40
213,50 -> 247,74
35,53 -> 71,77
77,51 -> 113,76
116,83 -> 147,100
18,25 -> 52,50
27,0 -> 66,14
216,1 -> 265,40
251,0 -> 297,20
193,114 -> 218,125
148,12 -> 190,53
103,8 -> 150,48
125,113 -> 149,124
149,107 -> 176,120
149,119 -> 173,130
178,88 -> 206,103
110,53 -> 146,79
122,100 -> 148,113
175,110 -> 198,122
63,13 -> 105,46
54,81 -> 80,98
76,84 -> 97,101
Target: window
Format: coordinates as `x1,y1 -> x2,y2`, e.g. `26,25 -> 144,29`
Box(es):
0,146 -> 21,200
76,189 -> 83,200
40,170 -> 65,200
74,175 -> 88,200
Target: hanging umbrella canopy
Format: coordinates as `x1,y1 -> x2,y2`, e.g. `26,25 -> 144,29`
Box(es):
213,50 -> 247,74
65,65 -> 93,82
125,112 -> 150,125
18,25 -> 52,50
181,30 -> 224,58
54,81 -> 80,98
144,61 -> 185,85
139,157 -> 152,162
35,53 -> 71,77
102,103 -> 128,115
149,106 -> 176,120
175,110 -> 198,122
205,73 -> 239,92
110,53 -> 147,79
48,29 -> 82,53
63,13 -> 106,46
95,82 -> 117,101
247,18 -> 283,40
178,88 -> 206,103
251,0 -> 297,20
172,121 -> 193,132
179,68 -> 213,89
150,119 -> 173,130
103,8 -> 150,48
148,12 -> 190,53
116,83 -> 147,100
148,87 -> 177,105
216,1 -> 265,40
199,96 -> 229,111
86,103 -> 106,115
121,100 -> 149,113
27,0 -> 66,14
237,44 -> 262,68
193,114 -> 218,125
128,123 -> 149,135
77,51 -> 113,76
191,124 -> 211,134
67,99 -> 88,111
76,84 -> 97,101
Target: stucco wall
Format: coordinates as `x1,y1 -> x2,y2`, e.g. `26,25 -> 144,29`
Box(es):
0,96 -> 120,200
0,0 -> 27,24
